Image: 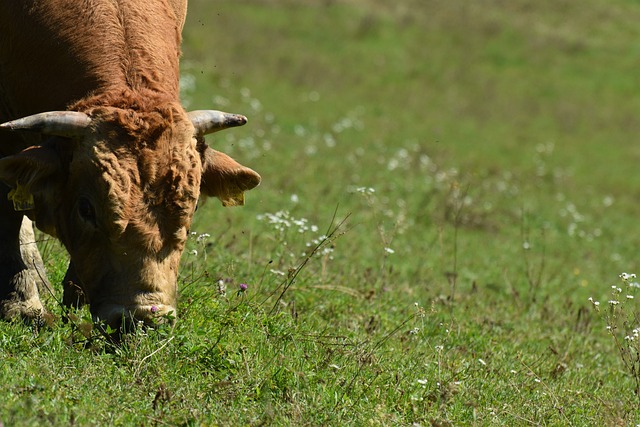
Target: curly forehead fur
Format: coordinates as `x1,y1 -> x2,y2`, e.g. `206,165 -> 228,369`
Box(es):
78,101 -> 202,254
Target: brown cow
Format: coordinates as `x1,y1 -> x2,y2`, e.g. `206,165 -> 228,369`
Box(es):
0,0 -> 260,328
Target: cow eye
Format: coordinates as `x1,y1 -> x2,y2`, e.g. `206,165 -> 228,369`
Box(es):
78,196 -> 96,224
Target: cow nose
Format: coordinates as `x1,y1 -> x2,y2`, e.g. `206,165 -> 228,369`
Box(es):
92,304 -> 176,332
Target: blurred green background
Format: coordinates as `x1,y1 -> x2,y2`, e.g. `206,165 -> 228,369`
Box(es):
185,0 -> 640,295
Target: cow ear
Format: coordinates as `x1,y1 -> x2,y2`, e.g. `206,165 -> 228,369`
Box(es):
200,146 -> 261,207
0,145 -> 63,211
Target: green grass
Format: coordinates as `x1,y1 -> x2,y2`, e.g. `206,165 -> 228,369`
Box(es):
4,0 -> 640,424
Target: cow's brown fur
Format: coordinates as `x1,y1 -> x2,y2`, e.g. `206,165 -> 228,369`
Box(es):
0,0 -> 260,327
0,0 -> 182,118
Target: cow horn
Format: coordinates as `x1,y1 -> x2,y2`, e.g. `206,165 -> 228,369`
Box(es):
0,111 -> 91,138
188,110 -> 247,136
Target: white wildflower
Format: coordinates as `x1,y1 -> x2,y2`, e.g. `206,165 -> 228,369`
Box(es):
620,272 -> 637,281
355,186 -> 375,195
603,196 -> 614,207
196,233 -> 210,243
216,279 -> 227,297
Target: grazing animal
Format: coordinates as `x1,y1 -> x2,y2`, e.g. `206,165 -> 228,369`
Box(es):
0,0 -> 260,328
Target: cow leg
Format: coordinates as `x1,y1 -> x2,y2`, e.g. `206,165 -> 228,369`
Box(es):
19,217 -> 51,293
0,187 -> 45,321
62,262 -> 87,309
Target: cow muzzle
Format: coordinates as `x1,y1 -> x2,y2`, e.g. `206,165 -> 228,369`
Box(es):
92,303 -> 176,331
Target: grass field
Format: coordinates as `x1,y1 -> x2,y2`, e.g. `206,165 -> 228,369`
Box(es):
4,0 -> 640,425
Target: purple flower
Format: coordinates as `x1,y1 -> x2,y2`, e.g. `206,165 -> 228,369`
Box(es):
239,283 -> 248,292
150,305 -> 159,313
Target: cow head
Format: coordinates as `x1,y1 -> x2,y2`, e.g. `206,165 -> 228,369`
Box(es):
0,105 -> 260,328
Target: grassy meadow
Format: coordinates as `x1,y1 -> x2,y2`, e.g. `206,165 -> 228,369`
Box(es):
5,0 -> 640,424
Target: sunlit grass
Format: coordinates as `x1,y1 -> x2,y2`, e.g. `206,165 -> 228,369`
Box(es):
4,0 -> 640,425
